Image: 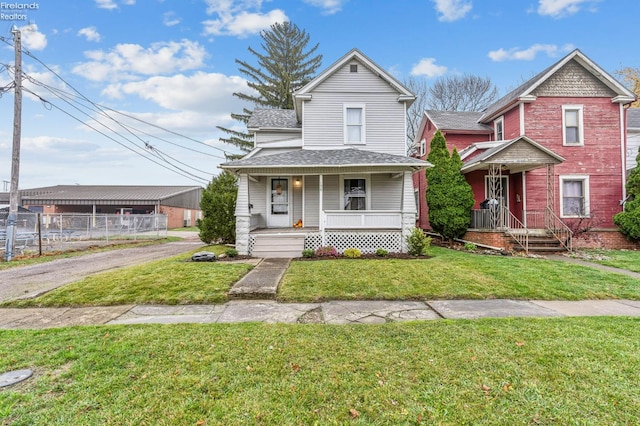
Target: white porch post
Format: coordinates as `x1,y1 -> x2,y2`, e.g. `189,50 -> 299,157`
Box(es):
319,174 -> 325,246
400,171 -> 417,253
235,173 -> 251,255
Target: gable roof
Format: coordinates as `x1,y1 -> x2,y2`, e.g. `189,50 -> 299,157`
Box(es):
480,49 -> 637,122
293,48 -> 416,119
247,109 -> 301,131
461,136 -> 564,173
424,110 -> 493,133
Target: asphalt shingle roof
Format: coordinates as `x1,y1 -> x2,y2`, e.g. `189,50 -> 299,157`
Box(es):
221,148 -> 429,169
425,110 -> 492,132
248,109 -> 301,130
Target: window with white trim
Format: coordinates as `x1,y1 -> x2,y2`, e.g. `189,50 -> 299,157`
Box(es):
562,105 -> 584,146
494,116 -> 504,141
344,104 -> 366,144
419,138 -> 426,157
560,175 -> 590,217
343,177 -> 367,210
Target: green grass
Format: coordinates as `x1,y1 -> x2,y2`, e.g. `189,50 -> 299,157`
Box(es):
3,246 -> 253,307
1,318 -> 639,424
0,237 -> 182,271
575,248 -> 640,273
278,246 -> 640,302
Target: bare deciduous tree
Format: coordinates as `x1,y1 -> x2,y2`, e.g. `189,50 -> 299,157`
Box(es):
427,74 -> 498,112
615,66 -> 640,108
404,76 -> 429,155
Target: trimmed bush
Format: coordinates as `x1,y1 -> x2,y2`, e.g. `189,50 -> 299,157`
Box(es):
464,242 -> 478,252
301,249 -> 315,258
224,248 -> 239,258
375,248 -> 389,257
315,246 -> 339,257
406,227 -> 432,256
343,248 -> 361,258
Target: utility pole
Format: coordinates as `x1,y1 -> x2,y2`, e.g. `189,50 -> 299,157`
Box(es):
4,26 -> 22,261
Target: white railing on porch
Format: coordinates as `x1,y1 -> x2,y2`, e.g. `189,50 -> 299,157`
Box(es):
322,210 -> 402,230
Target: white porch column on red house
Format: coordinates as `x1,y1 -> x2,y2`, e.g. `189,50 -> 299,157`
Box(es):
235,173 -> 251,255
401,171 -> 417,253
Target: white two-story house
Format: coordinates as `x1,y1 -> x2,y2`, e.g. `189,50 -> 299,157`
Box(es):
220,49 -> 430,257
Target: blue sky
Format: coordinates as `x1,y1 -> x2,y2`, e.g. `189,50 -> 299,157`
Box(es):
0,0 -> 638,189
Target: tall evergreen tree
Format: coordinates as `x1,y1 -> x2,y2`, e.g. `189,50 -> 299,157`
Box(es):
426,130 -> 475,243
217,22 -> 322,154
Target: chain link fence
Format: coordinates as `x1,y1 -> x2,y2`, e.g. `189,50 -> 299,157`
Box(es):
1,212 -> 168,256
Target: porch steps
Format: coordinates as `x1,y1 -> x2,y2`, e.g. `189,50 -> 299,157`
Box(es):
511,233 -> 568,253
251,233 -> 305,258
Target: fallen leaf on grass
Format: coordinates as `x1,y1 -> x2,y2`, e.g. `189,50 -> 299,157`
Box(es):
349,408 -> 359,418
195,420 -> 205,426
502,383 -> 512,392
481,384 -> 490,394
516,341 -> 525,347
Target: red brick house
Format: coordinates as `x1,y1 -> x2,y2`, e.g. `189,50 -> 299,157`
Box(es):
413,49 -> 637,251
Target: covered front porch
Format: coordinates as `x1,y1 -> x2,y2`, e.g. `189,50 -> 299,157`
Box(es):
221,148 -> 430,257
460,136 -> 573,253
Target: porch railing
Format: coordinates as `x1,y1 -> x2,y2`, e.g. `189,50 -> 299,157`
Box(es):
322,210 -> 402,230
500,206 -> 529,253
543,207 -> 573,251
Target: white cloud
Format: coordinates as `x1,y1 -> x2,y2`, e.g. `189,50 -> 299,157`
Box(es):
78,27 -> 101,42
19,24 -> 47,51
410,58 -> 448,78
202,0 -> 288,37
72,40 -> 208,81
95,0 -> 117,10
163,11 -> 181,27
432,0 -> 472,22
537,0 -> 597,18
488,44 -> 574,61
102,72 -> 249,114
303,0 -> 347,15
94,0 -> 135,10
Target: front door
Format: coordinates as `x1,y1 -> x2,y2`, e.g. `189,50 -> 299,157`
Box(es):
267,178 -> 290,227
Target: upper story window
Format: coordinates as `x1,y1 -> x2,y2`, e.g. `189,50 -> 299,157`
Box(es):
350,64 -> 358,73
562,105 -> 584,146
494,116 -> 504,141
419,138 -> 426,157
344,104 -> 366,144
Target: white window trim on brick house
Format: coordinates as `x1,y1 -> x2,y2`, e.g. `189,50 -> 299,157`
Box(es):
559,175 -> 590,218
562,105 -> 584,146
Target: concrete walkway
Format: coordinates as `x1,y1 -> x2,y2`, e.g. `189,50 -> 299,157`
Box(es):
3,253 -> 640,329
1,299 -> 640,329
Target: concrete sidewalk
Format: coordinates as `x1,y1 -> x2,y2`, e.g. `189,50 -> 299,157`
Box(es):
2,299 -> 640,329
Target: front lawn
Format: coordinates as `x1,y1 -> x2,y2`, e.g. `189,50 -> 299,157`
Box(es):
278,246 -> 640,302
574,248 -> 640,273
1,318 -> 639,424
3,246 -> 253,307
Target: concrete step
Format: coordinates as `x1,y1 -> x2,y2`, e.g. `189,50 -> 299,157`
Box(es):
251,234 -> 305,258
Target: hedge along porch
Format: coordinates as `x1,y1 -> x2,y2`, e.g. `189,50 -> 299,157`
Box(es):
221,149 -> 429,257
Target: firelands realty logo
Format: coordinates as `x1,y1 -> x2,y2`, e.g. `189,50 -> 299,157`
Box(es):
1,3 -> 39,21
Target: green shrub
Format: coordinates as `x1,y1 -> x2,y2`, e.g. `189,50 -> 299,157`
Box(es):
375,248 -> 389,257
406,227 -> 432,256
225,248 -> 239,258
464,242 -> 478,252
301,249 -> 315,258
343,248 -> 361,258
614,198 -> 640,241
198,171 -> 237,244
315,246 -> 339,257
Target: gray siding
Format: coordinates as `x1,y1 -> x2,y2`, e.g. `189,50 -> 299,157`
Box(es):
302,60 -> 407,156
371,173 -> 402,210
323,175 -> 340,210
292,176 -> 303,224
533,60 -> 617,97
249,177 -> 267,218
255,131 -> 301,144
304,175 -> 319,227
